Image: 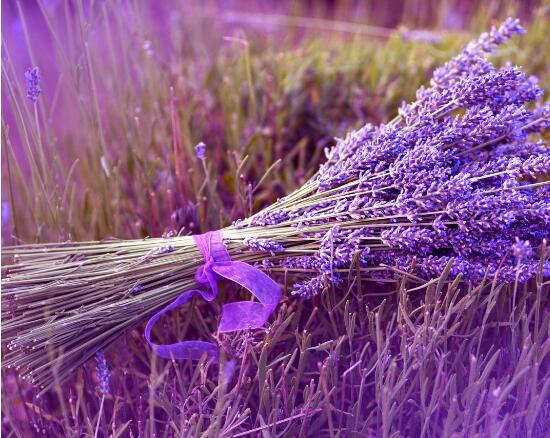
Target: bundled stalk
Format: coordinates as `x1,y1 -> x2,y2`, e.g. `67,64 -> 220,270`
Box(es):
2,18 -> 549,392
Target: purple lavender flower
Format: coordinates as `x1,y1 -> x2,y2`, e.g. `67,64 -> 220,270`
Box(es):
432,18 -> 525,90
399,18 -> 527,123
243,237 -> 284,255
291,274 -> 326,299
195,142 -> 206,160
242,18 -> 549,296
518,155 -> 550,179
1,201 -> 10,226
511,238 -> 533,262
24,66 -> 41,103
95,349 -> 110,394
324,123 -> 379,166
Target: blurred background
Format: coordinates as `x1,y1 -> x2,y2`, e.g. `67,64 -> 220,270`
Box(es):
2,0 -> 549,245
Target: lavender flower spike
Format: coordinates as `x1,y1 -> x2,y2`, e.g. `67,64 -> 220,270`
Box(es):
512,237 -> 533,262
24,66 -> 41,103
195,142 -> 207,160
244,237 -> 284,255
95,349 -> 111,395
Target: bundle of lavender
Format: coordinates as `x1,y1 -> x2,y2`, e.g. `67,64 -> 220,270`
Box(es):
2,19 -> 549,392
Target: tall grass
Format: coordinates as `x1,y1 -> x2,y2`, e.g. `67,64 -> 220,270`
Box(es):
2,0 -> 550,436
3,257 -> 549,436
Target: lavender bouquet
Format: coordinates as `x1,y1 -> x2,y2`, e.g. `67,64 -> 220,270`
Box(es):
2,18 -> 549,392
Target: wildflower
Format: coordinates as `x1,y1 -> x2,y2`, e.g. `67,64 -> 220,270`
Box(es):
95,350 -> 110,394
195,142 -> 207,160
291,275 -> 326,299
245,18 -> 549,292
243,237 -> 284,255
433,17 -> 525,90
512,237 -> 533,262
24,66 -> 41,103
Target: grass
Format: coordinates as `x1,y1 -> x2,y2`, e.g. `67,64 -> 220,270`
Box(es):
2,0 -> 550,436
3,258 -> 549,436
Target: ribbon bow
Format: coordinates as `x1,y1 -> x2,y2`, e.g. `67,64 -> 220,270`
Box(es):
145,231 -> 282,362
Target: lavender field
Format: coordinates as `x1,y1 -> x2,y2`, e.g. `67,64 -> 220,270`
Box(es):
2,1 -> 550,437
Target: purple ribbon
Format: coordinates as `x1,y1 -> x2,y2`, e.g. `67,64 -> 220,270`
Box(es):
145,231 -> 282,362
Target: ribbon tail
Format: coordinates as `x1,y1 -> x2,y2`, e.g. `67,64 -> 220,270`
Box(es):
219,301 -> 271,332
145,289 -> 219,362
212,261 -> 282,333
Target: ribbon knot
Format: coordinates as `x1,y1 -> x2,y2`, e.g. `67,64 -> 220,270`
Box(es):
145,231 -> 282,362
195,256 -> 215,286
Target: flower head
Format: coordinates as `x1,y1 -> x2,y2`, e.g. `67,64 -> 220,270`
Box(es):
512,237 -> 533,262
243,237 -> 284,255
95,349 -> 110,394
244,18 -> 550,295
24,66 -> 41,103
195,142 -> 207,160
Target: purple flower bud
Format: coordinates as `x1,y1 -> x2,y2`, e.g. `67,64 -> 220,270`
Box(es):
95,349 -> 111,395
243,237 -> 284,255
401,29 -> 442,44
512,237 -> 533,262
146,245 -> 174,257
25,66 -> 41,103
195,142 -> 207,160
